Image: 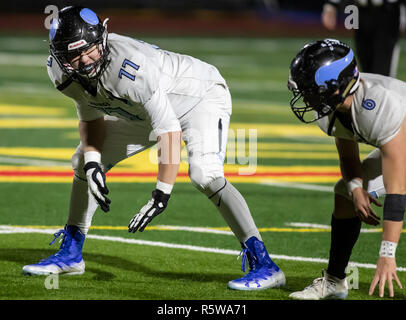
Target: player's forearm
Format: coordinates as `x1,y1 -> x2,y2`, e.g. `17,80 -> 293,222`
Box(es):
336,138 -> 363,182
157,131 -> 182,186
79,117 -> 106,154
379,123 -> 406,253
158,163 -> 179,185
382,220 -> 403,243
340,158 -> 363,183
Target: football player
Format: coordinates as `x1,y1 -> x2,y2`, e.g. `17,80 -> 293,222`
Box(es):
22,6 -> 286,290
287,39 -> 404,299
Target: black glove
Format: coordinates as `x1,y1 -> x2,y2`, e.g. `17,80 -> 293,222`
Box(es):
128,189 -> 170,232
84,162 -> 111,212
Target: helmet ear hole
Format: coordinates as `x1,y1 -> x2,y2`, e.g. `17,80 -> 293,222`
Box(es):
329,79 -> 339,90
318,85 -> 327,94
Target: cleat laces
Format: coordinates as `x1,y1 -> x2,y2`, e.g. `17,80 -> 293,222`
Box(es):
38,229 -> 68,264
49,229 -> 66,246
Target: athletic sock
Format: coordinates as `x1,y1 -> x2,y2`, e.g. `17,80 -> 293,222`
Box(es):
327,215 -> 361,279
203,177 -> 262,243
66,175 -> 98,235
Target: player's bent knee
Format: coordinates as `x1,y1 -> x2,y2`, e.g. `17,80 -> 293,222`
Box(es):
189,166 -> 224,195
71,149 -> 86,180
333,179 -> 359,219
334,178 -> 352,201
333,193 -> 358,219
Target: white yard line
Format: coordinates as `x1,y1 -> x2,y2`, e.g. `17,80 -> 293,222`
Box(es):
0,156 -> 71,167
0,53 -> 46,66
286,222 -> 385,234
287,222 -> 331,229
151,225 -> 233,235
1,225 -> 405,272
262,181 -> 334,192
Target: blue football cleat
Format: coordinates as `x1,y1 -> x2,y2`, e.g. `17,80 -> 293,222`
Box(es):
22,225 -> 85,276
228,236 -> 286,290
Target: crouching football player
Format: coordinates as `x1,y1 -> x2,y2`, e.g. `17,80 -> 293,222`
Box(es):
287,39 -> 404,299
22,6 -> 286,290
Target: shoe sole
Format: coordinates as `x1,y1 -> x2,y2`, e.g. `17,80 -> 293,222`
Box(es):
289,291 -> 348,300
22,261 -> 85,276
228,270 -> 286,291
23,270 -> 85,276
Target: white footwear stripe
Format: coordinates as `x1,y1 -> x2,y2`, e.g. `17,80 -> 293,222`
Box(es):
1,225 -> 406,272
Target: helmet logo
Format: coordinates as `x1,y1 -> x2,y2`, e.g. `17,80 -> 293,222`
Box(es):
49,18 -> 59,41
68,39 -> 88,50
314,49 -> 354,87
79,8 -> 99,25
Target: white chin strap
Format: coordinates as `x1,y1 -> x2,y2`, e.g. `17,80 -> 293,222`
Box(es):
349,74 -> 360,94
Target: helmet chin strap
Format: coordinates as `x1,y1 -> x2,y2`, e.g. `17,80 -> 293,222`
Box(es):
333,76 -> 359,110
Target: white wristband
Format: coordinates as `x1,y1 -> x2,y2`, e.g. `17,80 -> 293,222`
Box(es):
84,151 -> 101,164
156,180 -> 173,195
347,178 -> 363,196
379,240 -> 397,258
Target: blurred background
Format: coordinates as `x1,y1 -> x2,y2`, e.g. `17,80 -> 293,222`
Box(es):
0,0 -> 346,37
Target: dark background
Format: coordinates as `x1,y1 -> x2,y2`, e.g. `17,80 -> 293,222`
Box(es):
0,0 -> 354,37
1,1 -> 325,12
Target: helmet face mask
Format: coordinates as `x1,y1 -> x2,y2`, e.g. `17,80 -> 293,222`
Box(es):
288,39 -> 359,124
49,6 -> 110,81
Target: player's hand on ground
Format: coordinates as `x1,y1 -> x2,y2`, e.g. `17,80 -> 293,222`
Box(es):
352,188 -> 381,226
128,189 -> 170,233
84,161 -> 111,212
369,257 -> 402,298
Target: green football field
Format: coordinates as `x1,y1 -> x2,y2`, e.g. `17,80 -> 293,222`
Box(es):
0,33 -> 406,302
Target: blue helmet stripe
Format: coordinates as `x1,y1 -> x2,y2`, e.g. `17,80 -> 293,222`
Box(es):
49,18 -> 59,40
314,49 -> 354,87
79,8 -> 99,25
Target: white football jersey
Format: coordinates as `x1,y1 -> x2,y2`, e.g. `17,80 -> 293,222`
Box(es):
47,33 -> 227,136
317,73 -> 406,147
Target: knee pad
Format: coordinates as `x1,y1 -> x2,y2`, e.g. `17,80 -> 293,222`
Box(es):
72,147 -> 86,180
201,177 -> 227,198
189,159 -> 224,192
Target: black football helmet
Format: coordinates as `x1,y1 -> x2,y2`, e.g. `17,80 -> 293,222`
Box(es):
49,6 -> 110,80
287,39 -> 360,123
